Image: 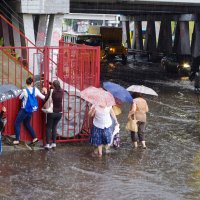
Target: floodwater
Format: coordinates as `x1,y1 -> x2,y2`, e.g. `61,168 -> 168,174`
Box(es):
0,59 -> 200,200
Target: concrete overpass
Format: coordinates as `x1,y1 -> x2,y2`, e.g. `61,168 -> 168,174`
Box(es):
2,0 -> 200,58
70,0 -> 200,15
69,0 -> 200,58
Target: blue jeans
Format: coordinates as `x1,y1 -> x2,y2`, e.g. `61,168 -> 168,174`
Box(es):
15,108 -> 36,141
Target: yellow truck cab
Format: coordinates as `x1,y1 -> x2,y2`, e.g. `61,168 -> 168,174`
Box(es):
88,26 -> 128,64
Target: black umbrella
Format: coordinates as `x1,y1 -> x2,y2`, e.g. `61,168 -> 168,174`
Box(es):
0,84 -> 22,102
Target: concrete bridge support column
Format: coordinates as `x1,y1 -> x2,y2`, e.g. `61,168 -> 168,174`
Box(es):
46,14 -> 63,79
122,20 -> 131,48
1,19 -> 10,46
132,21 -> 143,50
36,15 -> 48,46
157,20 -> 172,54
173,21 -> 191,55
22,14 -> 36,74
23,14 -> 35,45
0,20 -> 2,41
191,22 -> 200,58
144,21 -> 156,53
11,13 -> 22,57
46,14 -> 63,47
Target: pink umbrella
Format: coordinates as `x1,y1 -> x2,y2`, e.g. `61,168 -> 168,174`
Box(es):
80,86 -> 116,107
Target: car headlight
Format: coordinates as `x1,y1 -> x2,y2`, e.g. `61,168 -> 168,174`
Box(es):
109,48 -> 116,53
183,63 -> 190,68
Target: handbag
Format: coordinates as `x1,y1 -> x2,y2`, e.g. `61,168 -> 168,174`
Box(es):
125,114 -> 138,132
41,89 -> 53,113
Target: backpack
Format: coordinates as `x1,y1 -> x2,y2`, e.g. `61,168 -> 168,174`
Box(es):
25,88 -> 38,113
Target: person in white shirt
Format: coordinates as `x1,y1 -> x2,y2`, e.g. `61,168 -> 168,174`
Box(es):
89,105 -> 118,157
13,77 -> 47,145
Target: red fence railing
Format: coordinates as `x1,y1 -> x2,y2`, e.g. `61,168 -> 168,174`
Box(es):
0,43 -> 100,143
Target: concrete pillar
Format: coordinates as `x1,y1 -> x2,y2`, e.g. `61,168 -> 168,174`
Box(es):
126,21 -> 131,48
144,21 -> 156,53
46,14 -> 63,46
173,21 -> 191,55
11,13 -> 22,57
36,15 -> 48,46
191,22 -> 200,58
46,14 -> 63,79
132,21 -> 143,50
0,19 -> 2,39
157,20 -> 172,53
173,22 -> 179,53
0,20 -> 3,46
22,14 -> 37,74
122,21 -> 131,48
46,15 -> 54,46
23,14 -> 35,45
1,19 -> 10,46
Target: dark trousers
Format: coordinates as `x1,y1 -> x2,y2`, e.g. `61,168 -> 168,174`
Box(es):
131,121 -> 146,142
15,108 -> 36,141
46,112 -> 62,144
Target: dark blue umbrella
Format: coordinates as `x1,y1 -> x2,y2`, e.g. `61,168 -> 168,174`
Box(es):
103,82 -> 133,103
0,84 -> 22,102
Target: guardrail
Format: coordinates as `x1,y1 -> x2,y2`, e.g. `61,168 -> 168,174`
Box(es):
128,49 -> 165,57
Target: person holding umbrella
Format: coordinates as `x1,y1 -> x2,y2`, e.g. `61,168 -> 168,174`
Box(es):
128,92 -> 149,149
103,82 -> 133,149
81,86 -> 118,157
89,104 -> 119,157
127,85 -> 158,149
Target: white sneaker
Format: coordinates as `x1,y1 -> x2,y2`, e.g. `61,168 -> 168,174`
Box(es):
50,143 -> 56,148
44,144 -> 50,150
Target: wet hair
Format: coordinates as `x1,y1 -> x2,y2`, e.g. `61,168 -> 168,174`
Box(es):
26,77 -> 33,85
53,80 -> 61,90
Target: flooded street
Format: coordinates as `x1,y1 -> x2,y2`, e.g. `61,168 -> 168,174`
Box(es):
0,59 -> 200,200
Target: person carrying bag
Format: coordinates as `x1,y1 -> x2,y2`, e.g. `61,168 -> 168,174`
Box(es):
42,89 -> 53,113
44,80 -> 63,150
127,92 -> 149,149
126,114 -> 138,133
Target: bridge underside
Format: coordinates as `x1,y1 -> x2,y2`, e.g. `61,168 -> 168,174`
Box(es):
70,1 -> 200,15
2,0 -> 200,59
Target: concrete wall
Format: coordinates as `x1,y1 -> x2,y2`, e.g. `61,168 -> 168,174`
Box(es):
11,0 -> 69,14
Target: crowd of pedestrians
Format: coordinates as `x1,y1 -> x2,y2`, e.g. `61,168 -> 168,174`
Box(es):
1,77 -> 150,156
88,92 -> 149,157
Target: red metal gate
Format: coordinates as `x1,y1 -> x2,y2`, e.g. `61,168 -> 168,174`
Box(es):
0,43 -> 100,142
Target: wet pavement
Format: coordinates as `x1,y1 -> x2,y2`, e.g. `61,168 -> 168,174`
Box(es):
0,58 -> 200,200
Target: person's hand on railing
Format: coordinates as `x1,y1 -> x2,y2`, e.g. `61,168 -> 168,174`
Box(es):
42,87 -> 47,94
2,106 -> 6,112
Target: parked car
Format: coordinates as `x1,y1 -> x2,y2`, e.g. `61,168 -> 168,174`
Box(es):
161,55 -> 191,76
